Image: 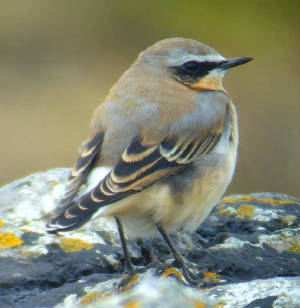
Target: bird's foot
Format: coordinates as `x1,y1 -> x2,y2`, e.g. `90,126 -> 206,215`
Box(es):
172,259 -> 204,286
118,271 -> 140,291
150,260 -> 202,287
117,262 -> 148,291
117,258 -> 204,289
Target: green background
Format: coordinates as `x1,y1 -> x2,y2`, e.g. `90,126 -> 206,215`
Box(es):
1,0 -> 299,197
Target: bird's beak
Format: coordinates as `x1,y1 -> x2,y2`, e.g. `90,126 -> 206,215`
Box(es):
219,57 -> 253,70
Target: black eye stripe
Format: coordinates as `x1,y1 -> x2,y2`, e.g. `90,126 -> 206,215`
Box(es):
182,61 -> 223,74
182,61 -> 200,71
171,60 -> 225,83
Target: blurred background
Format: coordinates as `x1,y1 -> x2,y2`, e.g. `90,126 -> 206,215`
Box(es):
0,0 -> 299,197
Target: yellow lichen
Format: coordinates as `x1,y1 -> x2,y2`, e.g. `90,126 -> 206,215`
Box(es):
79,291 -> 101,305
216,302 -> 226,307
221,195 -> 256,203
0,220 -> 4,227
203,271 -> 217,279
203,271 -> 221,283
257,198 -> 296,205
221,195 -> 296,206
237,196 -> 256,202
122,300 -> 140,308
161,267 -> 184,282
280,215 -> 297,226
119,275 -> 140,292
220,197 -> 237,203
235,204 -> 257,219
59,237 -> 93,252
286,242 -> 300,253
218,208 -> 233,216
20,249 -> 44,257
0,232 -> 23,249
192,300 -> 208,308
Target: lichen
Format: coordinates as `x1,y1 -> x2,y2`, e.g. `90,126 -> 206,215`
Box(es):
218,208 -> 233,216
286,242 -> 300,253
59,237 -> 93,252
119,275 -> 140,292
203,271 -> 222,283
192,300 -> 208,308
280,215 -> 297,226
215,301 -> 226,307
0,232 -> 23,249
0,220 -> 4,227
122,300 -> 141,308
221,195 -> 256,203
161,267 -> 185,282
79,291 -> 101,305
221,195 -> 296,206
203,271 -> 216,279
257,198 -> 296,205
235,204 -> 257,219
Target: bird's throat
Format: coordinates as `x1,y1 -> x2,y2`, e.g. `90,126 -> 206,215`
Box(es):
189,75 -> 225,92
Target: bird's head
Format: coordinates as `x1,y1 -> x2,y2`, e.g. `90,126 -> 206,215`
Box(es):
138,38 -> 252,91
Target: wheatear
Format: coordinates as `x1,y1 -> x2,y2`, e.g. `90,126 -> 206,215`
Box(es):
47,38 -> 252,283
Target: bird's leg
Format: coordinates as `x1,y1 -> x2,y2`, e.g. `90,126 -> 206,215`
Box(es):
115,217 -> 134,275
156,223 -> 199,285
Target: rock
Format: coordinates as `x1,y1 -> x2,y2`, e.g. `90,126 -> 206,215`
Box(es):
0,168 -> 299,308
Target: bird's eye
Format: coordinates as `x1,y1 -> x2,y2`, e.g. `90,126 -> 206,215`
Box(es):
182,61 -> 201,72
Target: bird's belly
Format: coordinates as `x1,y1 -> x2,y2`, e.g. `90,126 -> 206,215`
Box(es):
156,151 -> 236,232
102,148 -> 237,239
172,153 -> 236,232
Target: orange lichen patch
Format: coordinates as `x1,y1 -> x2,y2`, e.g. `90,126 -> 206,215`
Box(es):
79,291 -> 101,305
161,267 -> 184,282
280,215 -> 297,226
59,237 -> 93,252
203,271 -> 217,279
235,205 -> 257,219
122,300 -> 141,308
220,197 -> 236,203
0,232 -> 23,249
221,195 -> 256,203
203,271 -> 221,283
0,220 -> 4,227
257,198 -> 296,205
221,195 -> 297,206
218,208 -> 233,216
216,302 -> 226,307
119,275 -> 140,292
286,242 -> 300,254
20,249 -> 44,257
192,300 -> 208,308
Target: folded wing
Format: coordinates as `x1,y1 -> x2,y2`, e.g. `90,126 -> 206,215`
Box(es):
50,131 -> 104,219
47,132 -> 220,233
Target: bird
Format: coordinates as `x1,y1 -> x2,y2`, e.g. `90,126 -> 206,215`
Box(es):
46,37 -> 252,283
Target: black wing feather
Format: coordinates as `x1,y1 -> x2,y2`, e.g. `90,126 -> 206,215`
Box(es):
47,133 -> 220,233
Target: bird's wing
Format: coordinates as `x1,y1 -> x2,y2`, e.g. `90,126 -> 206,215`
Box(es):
47,132 -> 221,233
52,131 -> 104,217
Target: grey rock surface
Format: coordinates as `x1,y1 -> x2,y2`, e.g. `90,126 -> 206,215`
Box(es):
0,168 -> 299,308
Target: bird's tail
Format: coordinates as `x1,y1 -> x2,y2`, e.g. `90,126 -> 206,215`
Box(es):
46,201 -> 96,234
